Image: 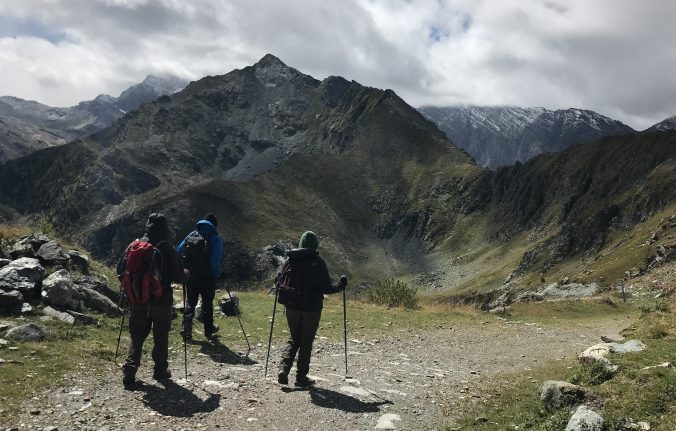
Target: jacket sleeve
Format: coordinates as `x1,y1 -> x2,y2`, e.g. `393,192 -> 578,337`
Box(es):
317,258 -> 342,295
209,236 -> 224,277
176,237 -> 186,255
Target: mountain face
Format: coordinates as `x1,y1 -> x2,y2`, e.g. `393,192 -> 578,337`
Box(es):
419,106 -> 635,169
0,55 -> 673,294
0,75 -> 188,163
0,54 -> 476,278
646,115 -> 676,132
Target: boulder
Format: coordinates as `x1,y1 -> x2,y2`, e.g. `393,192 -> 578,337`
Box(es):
66,311 -> 98,325
5,323 -> 47,341
0,290 -> 23,314
21,302 -> 33,314
579,339 -> 647,372
78,287 -> 122,317
10,233 -> 50,259
538,381 -> 589,408
10,238 -> 36,259
516,282 -> 599,302
0,258 -> 10,268
0,245 -> 10,260
565,405 -> 604,431
610,340 -> 646,354
579,343 -> 618,372
42,306 -> 75,324
36,240 -> 69,266
41,269 -> 80,310
0,257 -> 44,294
67,250 -> 89,274
74,275 -> 119,303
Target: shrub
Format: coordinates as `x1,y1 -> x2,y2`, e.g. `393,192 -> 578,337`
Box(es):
366,278 -> 418,309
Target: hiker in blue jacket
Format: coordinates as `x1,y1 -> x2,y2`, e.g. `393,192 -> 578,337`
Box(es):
177,213 -> 224,340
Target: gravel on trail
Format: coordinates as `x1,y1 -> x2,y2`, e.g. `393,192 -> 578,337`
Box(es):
9,315 -> 631,431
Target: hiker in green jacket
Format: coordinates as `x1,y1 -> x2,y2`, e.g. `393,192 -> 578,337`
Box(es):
277,231 -> 347,387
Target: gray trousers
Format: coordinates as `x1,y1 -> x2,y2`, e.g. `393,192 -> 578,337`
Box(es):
279,308 -> 322,377
123,302 -> 172,375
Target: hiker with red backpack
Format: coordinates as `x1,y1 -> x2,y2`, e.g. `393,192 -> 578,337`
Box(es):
276,231 -> 347,387
116,213 -> 184,387
177,213 -> 224,340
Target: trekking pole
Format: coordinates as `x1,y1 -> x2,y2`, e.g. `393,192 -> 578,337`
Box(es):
114,285 -> 127,365
225,284 -> 251,357
264,283 -> 279,377
114,304 -> 127,365
182,282 -> 189,380
341,275 -> 348,376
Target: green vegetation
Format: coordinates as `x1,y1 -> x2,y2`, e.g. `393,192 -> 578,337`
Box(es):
451,297 -> 676,430
365,278 -> 418,309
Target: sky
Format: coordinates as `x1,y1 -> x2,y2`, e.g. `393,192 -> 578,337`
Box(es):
0,0 -> 674,130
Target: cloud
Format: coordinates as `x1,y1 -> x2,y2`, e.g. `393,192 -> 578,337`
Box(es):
0,0 -> 673,129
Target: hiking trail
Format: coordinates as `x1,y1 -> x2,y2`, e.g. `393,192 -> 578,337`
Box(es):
11,311 -> 632,431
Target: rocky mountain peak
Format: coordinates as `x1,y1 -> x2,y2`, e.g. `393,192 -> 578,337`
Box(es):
254,53 -> 289,69
646,115 -> 676,132
420,105 -> 635,168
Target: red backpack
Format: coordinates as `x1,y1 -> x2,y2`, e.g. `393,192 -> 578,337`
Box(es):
121,239 -> 164,305
276,258 -> 316,309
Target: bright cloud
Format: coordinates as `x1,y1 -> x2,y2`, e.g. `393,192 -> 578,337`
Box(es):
0,0 -> 674,129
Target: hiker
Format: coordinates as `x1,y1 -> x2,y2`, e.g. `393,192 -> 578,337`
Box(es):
277,231 -> 347,387
177,213 -> 224,340
116,213 -> 184,386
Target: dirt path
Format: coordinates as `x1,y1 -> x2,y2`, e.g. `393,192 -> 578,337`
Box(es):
11,314 -> 632,431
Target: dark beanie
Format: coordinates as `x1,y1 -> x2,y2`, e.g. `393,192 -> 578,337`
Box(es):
144,213 -> 169,243
298,231 -> 319,250
204,213 -> 218,227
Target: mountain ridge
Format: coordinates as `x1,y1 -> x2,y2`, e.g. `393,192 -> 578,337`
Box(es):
419,105 -> 635,169
0,74 -> 188,163
0,54 -> 673,295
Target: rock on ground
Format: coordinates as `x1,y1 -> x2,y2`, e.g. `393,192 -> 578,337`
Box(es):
78,287 -> 122,317
0,257 -> 44,294
41,269 -> 80,310
0,290 -> 23,314
5,322 -> 47,341
36,240 -> 69,266
565,405 -> 604,431
74,275 -> 119,303
517,282 -> 598,302
538,380 -> 589,408
67,250 -> 89,273
42,306 -> 75,324
579,339 -> 646,372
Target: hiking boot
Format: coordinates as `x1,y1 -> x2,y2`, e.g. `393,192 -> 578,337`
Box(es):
294,375 -> 316,387
152,369 -> 172,380
122,373 -> 136,388
277,371 -> 288,385
205,324 -> 219,338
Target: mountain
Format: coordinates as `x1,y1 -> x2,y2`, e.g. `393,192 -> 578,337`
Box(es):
0,55 -> 673,295
0,75 -> 188,163
418,106 -> 635,169
0,54 -> 476,279
645,115 -> 676,132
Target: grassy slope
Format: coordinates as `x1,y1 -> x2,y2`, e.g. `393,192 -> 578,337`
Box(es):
450,294 -> 675,430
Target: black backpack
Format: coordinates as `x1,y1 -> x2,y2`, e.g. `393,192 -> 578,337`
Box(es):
182,231 -> 212,276
276,257 -> 316,308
